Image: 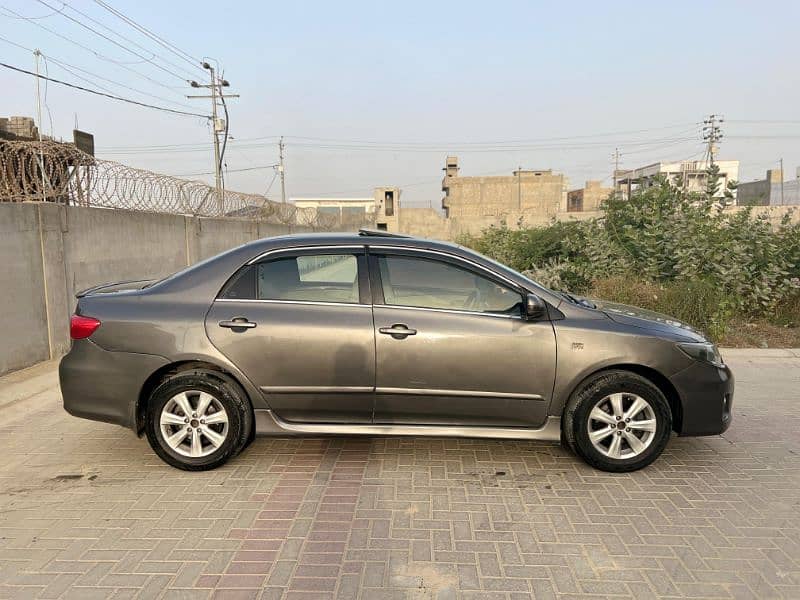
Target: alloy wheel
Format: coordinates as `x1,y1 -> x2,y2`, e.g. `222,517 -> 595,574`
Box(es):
159,390 -> 229,458
587,392 -> 657,459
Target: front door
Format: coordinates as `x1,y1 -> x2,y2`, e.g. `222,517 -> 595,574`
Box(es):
205,247 -> 375,423
370,251 -> 556,427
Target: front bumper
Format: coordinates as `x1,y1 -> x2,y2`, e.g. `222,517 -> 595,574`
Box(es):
59,338 -> 169,430
669,360 -> 734,436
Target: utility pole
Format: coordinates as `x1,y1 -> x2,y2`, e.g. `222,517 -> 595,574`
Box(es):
611,147 -> 621,192
779,158 -> 785,205
702,114 -> 724,166
188,62 -> 239,215
517,166 -> 522,210
209,64 -> 221,204
279,137 -> 286,203
33,49 -> 46,201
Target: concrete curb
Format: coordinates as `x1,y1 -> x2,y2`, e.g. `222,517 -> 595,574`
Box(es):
720,348 -> 800,358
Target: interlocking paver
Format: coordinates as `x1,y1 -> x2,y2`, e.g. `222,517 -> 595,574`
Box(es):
1,352 -> 799,598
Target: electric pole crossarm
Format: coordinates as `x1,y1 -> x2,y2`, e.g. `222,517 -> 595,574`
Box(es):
702,114 -> 724,165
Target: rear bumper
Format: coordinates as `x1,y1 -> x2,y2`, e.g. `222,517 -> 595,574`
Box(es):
669,361 -> 734,436
59,339 -> 168,430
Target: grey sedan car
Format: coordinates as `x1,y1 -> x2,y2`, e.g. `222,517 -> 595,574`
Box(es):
60,229 -> 733,472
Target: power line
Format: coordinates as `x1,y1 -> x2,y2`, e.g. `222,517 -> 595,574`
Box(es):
96,134 -> 699,155
263,169 -> 279,197
176,164 -> 279,177
0,34 -> 198,111
282,136 -> 698,154
92,0 -> 205,75
0,3 -> 187,95
218,80 -> 230,188
94,125 -> 703,153
726,119 -> 800,125
95,125 -> 701,153
97,135 -> 279,151
56,0 -> 201,81
281,123 -> 701,147
40,53 -> 54,137
726,135 -> 800,140
35,0 -> 189,83
0,61 -> 209,118
0,1 -> 64,19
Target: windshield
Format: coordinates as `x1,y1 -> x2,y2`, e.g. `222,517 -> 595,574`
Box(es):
455,244 -> 599,308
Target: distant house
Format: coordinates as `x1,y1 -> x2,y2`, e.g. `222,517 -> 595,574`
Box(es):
614,160 -> 739,200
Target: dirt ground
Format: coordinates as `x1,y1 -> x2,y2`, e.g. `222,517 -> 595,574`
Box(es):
720,321 -> 800,348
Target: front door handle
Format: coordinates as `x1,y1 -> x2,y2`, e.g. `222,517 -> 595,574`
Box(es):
379,323 -> 417,339
219,317 -> 257,329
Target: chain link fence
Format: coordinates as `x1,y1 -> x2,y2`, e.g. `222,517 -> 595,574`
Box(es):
0,140 -> 373,230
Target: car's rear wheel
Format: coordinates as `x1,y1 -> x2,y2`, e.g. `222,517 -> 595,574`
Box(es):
145,370 -> 250,471
563,370 -> 672,472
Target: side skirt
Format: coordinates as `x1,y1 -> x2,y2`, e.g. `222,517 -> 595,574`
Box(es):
254,410 -> 562,441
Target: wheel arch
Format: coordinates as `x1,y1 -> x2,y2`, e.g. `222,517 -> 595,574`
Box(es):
135,360 -> 255,436
563,363 -> 683,433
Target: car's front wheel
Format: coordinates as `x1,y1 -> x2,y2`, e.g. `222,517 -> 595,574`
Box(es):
563,370 -> 672,472
145,370 -> 251,471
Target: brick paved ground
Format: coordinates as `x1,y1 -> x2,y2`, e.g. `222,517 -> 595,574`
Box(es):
1,350 -> 799,599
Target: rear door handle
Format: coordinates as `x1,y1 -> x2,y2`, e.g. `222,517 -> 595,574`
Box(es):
219,317 -> 257,329
379,323 -> 417,339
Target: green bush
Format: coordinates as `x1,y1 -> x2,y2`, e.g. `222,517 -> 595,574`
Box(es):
590,277 -> 734,340
459,177 -> 800,340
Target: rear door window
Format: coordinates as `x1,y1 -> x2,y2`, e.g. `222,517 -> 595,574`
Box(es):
258,254 -> 359,303
221,253 -> 361,304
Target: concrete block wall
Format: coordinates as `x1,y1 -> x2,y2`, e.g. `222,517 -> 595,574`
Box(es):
0,203 -> 329,376
395,206 -> 606,241
1,204 -> 51,372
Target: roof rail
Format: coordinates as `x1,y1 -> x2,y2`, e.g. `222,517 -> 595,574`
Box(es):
357,228 -> 412,238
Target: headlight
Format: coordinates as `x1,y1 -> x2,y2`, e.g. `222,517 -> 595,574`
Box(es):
677,342 -> 724,367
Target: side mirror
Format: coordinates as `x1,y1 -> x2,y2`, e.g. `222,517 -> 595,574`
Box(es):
525,293 -> 547,319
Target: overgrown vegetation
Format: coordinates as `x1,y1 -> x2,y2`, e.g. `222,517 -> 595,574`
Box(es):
458,175 -> 800,344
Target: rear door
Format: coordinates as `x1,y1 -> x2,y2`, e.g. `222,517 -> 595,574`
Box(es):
205,246 -> 375,423
369,248 -> 556,427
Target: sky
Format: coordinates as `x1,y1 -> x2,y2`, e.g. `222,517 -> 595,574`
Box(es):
2,0 -> 799,208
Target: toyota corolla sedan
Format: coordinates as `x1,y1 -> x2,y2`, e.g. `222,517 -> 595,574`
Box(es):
60,229 -> 733,472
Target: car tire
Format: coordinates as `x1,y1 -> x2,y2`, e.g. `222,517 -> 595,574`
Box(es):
145,369 -> 252,471
563,370 -> 672,473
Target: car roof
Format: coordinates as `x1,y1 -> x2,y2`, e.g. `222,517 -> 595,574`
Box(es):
239,231 -> 463,254
149,228 -> 563,308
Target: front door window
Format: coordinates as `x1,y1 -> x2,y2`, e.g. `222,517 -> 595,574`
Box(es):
377,255 -> 522,314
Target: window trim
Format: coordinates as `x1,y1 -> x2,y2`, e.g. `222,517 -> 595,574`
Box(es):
216,298 -> 368,309
367,247 -> 525,317
218,245 -> 370,306
373,302 -> 523,320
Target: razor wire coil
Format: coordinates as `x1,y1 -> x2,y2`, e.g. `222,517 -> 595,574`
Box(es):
0,140 -> 368,230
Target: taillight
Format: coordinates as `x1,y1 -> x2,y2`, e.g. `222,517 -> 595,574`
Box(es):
70,315 -> 101,340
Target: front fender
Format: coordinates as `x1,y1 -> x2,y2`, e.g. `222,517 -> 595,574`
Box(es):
550,321 -> 694,416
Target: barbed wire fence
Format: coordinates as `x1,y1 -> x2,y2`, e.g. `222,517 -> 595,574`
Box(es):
0,140 -> 373,230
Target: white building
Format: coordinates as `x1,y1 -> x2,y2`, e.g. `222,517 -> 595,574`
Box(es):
292,197 -> 377,221
615,160 -> 739,200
